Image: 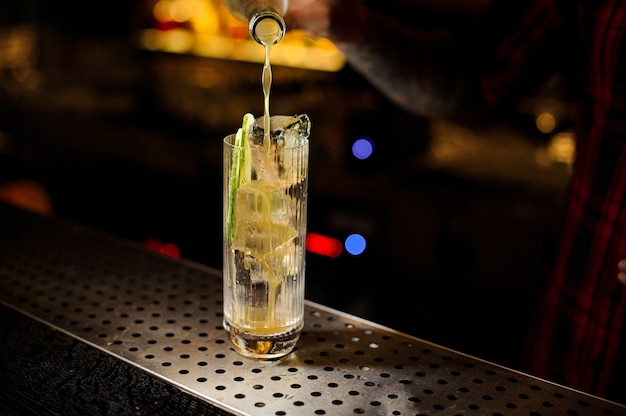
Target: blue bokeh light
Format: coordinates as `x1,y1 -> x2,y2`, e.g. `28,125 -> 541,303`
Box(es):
345,234 -> 367,255
352,137 -> 374,160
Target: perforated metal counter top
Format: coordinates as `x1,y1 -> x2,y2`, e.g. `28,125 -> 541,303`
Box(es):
1,204 -> 625,416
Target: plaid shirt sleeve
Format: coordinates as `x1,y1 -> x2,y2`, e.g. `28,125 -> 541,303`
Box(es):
474,0 -> 626,402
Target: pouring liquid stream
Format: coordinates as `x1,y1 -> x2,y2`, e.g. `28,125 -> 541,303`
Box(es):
255,17 -> 282,147
262,43 -> 273,150
257,19 -> 281,329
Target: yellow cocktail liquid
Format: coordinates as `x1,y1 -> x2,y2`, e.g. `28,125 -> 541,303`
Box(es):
225,178 -> 305,358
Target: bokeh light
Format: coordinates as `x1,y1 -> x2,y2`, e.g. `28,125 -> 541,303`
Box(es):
352,137 -> 374,160
345,234 -> 366,255
306,232 -> 343,258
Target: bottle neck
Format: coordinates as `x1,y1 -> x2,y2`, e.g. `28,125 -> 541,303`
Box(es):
249,9 -> 286,45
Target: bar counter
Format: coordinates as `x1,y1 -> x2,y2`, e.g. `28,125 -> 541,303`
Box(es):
1,202 -> 624,416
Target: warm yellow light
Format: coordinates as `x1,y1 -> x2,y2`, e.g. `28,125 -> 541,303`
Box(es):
160,28 -> 195,53
536,111 -> 557,134
153,0 -> 194,23
190,0 -> 220,34
274,43 -> 307,66
316,37 -> 341,56
140,28 -> 162,50
153,0 -> 172,22
547,131 -> 576,164
170,0 -> 194,22
142,0 -> 346,72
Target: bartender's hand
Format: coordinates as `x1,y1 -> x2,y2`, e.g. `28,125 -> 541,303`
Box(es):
618,259 -> 626,286
284,0 -> 366,44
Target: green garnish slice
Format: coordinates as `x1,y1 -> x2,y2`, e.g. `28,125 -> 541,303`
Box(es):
227,113 -> 255,243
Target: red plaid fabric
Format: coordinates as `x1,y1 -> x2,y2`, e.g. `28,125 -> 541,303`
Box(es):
474,0 -> 626,402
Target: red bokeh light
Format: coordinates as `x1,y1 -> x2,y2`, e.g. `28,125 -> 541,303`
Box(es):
306,232 -> 343,258
143,238 -> 180,259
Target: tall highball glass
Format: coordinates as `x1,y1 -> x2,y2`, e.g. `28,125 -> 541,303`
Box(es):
223,114 -> 310,359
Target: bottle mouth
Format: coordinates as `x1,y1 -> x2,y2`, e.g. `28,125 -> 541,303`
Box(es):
249,11 -> 285,45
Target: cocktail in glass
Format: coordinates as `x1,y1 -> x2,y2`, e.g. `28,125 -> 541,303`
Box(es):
223,114 -> 310,359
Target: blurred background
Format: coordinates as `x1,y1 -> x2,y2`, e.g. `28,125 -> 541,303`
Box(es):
0,0 -> 574,370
